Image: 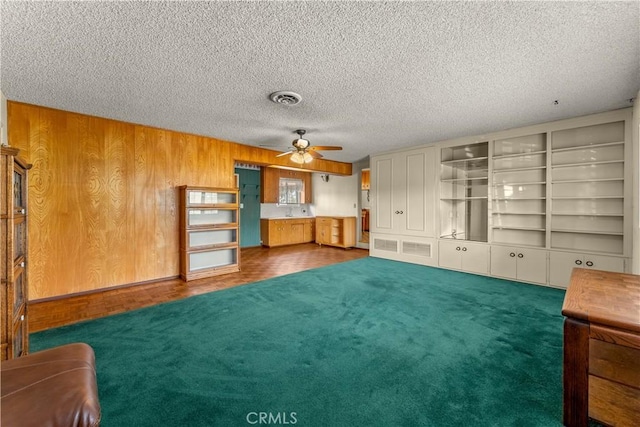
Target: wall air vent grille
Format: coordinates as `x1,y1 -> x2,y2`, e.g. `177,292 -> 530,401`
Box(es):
374,238 -> 398,252
402,242 -> 431,257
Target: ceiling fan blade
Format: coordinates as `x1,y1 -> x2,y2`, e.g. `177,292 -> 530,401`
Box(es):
275,151 -> 293,157
308,150 -> 323,159
309,146 -> 343,151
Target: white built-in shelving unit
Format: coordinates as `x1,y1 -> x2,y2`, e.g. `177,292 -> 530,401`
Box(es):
549,121 -> 625,255
371,108 -> 633,288
491,133 -> 547,248
439,141 -> 488,242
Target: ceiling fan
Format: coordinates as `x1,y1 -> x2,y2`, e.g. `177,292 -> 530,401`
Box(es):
276,129 -> 342,164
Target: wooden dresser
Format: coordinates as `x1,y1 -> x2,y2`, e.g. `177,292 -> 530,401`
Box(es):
562,268 -> 640,427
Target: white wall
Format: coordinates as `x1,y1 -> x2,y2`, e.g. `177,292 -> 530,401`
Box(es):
311,173 -> 359,217
1,90 -> 8,146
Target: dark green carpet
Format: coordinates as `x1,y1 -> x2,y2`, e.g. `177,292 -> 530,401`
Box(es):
31,257 -> 566,426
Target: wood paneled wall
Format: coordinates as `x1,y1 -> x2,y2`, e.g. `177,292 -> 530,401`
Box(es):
7,102 -> 351,299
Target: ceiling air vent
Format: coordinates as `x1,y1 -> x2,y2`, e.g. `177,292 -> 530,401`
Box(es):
269,91 -> 302,106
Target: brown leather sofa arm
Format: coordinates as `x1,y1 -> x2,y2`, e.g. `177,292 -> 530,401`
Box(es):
1,342 -> 101,427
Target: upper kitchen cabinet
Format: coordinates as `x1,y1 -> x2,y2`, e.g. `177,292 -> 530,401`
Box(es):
439,141 -> 488,242
260,167 -> 312,204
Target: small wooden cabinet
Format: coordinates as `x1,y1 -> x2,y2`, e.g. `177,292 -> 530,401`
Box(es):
179,186 -> 240,281
361,169 -> 370,190
316,216 -> 356,249
260,167 -> 312,204
261,218 -> 315,247
1,146 -> 31,360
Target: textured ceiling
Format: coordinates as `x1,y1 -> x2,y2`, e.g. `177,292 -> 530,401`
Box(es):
1,1 -> 639,164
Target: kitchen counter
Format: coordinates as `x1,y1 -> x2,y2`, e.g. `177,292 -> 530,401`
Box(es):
261,216 -> 315,220
260,217 -> 315,247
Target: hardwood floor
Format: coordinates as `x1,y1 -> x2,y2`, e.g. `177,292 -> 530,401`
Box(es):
29,244 -> 369,333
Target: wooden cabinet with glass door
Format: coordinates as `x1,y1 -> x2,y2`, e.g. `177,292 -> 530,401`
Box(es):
1,146 -> 31,360
179,186 -> 240,281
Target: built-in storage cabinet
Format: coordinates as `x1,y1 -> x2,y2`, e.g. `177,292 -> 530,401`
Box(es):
550,121 -> 626,255
548,251 -> 625,289
1,147 -> 31,360
179,186 -> 239,281
372,147 -> 436,237
491,133 -> 547,247
490,246 -> 547,285
439,142 -> 488,242
438,240 -> 489,275
260,218 -> 315,247
260,167 -> 312,204
316,216 -> 356,249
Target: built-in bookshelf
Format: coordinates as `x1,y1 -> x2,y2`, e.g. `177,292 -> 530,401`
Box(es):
491,133 -> 547,247
440,141 -> 488,242
549,121 -> 625,255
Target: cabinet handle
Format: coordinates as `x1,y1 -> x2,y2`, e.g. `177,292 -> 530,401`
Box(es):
585,261 -> 594,267
399,211 -> 404,214
461,247 -> 467,252
517,253 -> 524,258
509,252 -> 516,257
20,261 -> 25,268
456,247 -> 461,251
575,260 -> 582,266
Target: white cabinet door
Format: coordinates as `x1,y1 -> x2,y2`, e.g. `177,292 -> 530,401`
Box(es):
402,147 -> 436,236
548,251 -> 625,288
460,242 -> 489,275
491,246 -> 547,284
490,246 -> 518,279
514,248 -> 547,284
371,147 -> 436,236
439,240 -> 488,275
438,240 -> 462,270
371,155 -> 395,233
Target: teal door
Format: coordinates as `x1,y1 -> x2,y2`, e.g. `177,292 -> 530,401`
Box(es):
235,168 -> 261,247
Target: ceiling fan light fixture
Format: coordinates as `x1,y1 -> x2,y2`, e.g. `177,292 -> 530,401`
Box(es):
303,152 -> 313,163
290,152 -> 305,164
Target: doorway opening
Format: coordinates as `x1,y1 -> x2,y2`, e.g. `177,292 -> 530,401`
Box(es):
360,168 -> 370,245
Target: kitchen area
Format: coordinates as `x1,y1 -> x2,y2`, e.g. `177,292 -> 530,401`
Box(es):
235,164 -> 362,250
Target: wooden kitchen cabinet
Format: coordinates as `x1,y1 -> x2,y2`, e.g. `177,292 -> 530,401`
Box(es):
316,216 -> 356,249
260,167 -> 312,204
261,218 -> 315,247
